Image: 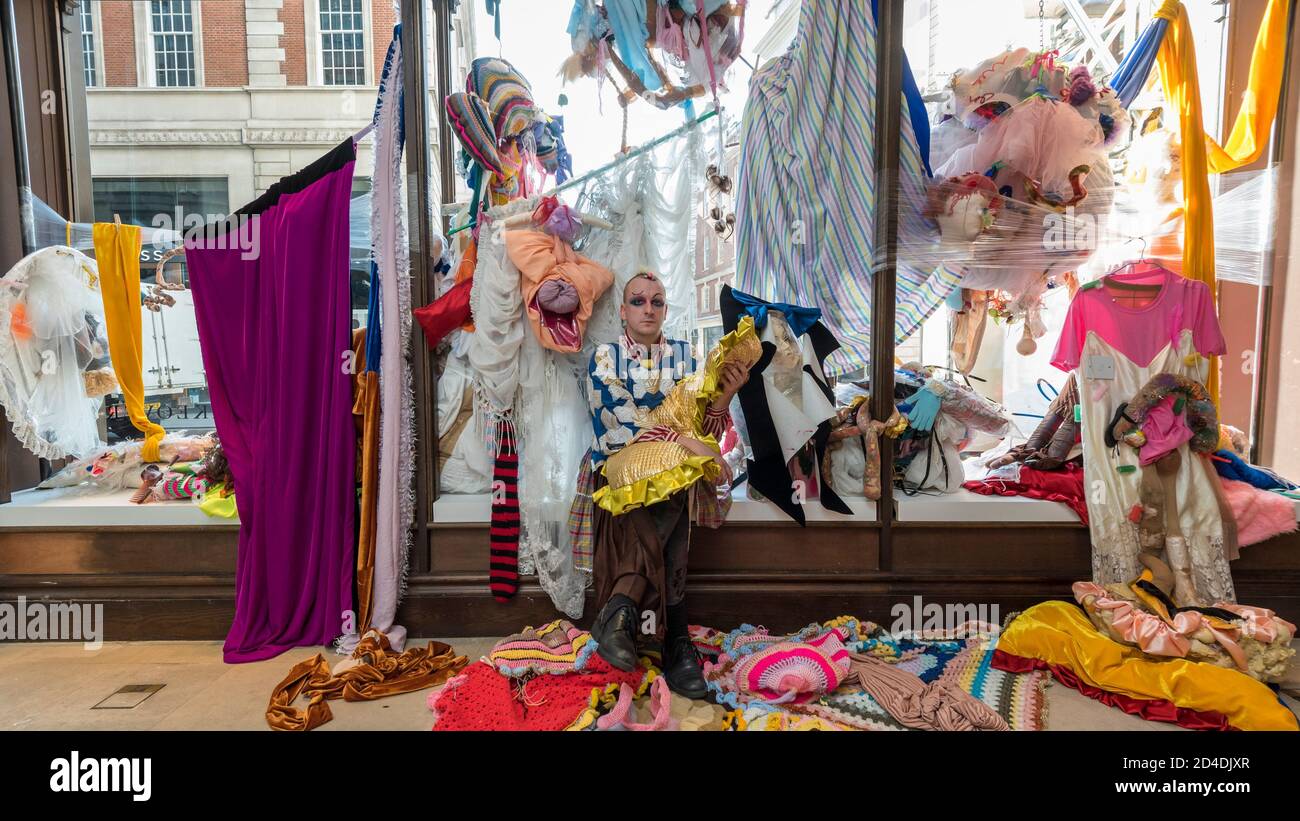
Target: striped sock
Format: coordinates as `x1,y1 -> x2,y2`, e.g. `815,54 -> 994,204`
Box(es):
489,419 -> 520,601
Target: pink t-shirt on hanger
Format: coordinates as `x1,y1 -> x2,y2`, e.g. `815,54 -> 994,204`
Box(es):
1051,262 -> 1227,372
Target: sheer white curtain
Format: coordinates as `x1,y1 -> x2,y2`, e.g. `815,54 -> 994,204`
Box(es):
462,121 -> 709,618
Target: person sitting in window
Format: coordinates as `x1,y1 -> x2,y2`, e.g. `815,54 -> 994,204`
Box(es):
575,270 -> 748,698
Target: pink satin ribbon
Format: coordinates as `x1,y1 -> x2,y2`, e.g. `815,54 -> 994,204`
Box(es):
1072,582 -> 1296,672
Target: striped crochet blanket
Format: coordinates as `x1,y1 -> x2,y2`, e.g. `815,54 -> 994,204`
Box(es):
704,618 -> 1049,731
488,619 -> 597,677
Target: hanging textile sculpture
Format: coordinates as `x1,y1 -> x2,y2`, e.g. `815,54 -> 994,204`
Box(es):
562,1 -> 745,111
720,285 -> 852,525
362,26 -> 411,652
505,221 -> 614,353
446,56 -> 572,223
1139,0 -> 1294,407
1151,1 -> 1218,405
94,222 -> 167,462
926,50 -> 1130,343
467,197 -> 595,614
186,139 -> 358,663
733,0 -> 945,374
433,57 -> 631,615
0,246 -> 111,460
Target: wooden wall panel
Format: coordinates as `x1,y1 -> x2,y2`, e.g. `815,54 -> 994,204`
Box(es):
3,524 -> 1296,640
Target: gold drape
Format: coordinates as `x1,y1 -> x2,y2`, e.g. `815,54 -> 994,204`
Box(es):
351,329 -> 380,634
266,632 -> 468,731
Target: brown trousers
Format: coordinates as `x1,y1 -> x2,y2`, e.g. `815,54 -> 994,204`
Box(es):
592,473 -> 691,641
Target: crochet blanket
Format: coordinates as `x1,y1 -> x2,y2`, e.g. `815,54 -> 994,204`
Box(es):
704,618 -> 1049,731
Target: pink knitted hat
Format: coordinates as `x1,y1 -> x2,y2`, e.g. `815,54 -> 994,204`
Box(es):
733,628 -> 851,704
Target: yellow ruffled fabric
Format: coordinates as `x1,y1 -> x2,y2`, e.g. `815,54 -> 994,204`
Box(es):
690,315 -> 762,430
595,317 -> 761,516
998,601 -> 1298,731
594,455 -> 720,516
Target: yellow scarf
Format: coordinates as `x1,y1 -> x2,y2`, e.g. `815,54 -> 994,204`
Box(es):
93,222 -> 166,462
1207,0 -> 1292,172
1153,0 -> 1217,404
1152,0 -> 1291,408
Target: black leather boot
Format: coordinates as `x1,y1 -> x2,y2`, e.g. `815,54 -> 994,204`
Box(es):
662,605 -> 709,699
591,594 -> 639,672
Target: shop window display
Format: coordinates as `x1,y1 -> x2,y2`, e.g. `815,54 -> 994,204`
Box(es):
4,2 -> 391,515
1,0 -> 1297,740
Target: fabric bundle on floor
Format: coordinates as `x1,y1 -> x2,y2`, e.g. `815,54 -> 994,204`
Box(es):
487,619 -> 596,677
429,654 -> 646,731
266,631 -> 468,731
993,600 -> 1299,731
704,618 -> 1042,730
187,139 -> 358,663
570,677 -> 729,731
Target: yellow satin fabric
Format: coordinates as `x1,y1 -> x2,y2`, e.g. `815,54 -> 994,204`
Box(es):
1207,0 -> 1292,172
1153,0 -> 1219,406
998,601 -> 1298,731
595,453 -> 720,516
593,316 -> 761,515
93,222 -> 166,462
266,631 -> 468,731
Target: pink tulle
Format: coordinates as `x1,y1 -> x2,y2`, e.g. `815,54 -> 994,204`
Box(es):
935,97 -> 1105,200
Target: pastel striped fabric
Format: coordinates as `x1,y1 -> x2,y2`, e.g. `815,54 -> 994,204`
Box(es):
489,619 -> 597,677
735,0 -> 951,374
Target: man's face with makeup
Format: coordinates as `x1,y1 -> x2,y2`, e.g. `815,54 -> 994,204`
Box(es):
620,276 -> 667,342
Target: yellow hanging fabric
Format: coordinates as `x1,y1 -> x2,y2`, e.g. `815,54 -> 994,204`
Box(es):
1207,0 -> 1292,173
1153,0 -> 1219,406
93,222 -> 166,462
